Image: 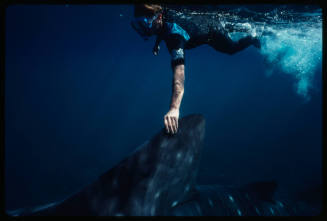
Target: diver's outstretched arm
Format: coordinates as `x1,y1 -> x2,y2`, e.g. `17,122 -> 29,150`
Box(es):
164,64 -> 185,134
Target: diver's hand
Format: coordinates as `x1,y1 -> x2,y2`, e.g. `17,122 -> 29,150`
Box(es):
164,108 -> 179,134
153,45 -> 160,56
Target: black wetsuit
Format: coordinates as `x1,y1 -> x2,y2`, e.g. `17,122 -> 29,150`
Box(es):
154,8 -> 259,68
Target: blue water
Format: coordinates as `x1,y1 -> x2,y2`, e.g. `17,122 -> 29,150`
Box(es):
5,5 -> 322,211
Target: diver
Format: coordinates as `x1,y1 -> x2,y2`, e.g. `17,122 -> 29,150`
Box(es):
131,4 -> 261,135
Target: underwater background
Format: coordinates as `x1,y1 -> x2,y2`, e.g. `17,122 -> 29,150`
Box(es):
5,4 -> 322,212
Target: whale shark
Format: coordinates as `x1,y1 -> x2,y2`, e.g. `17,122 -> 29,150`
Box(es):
6,114 -> 321,216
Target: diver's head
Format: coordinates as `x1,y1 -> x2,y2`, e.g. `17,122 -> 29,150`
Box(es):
134,4 -> 162,18
131,4 -> 163,40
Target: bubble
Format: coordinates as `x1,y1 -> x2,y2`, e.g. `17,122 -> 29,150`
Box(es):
155,192 -> 160,199
259,22 -> 322,100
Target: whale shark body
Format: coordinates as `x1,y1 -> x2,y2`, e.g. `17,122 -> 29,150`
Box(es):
7,114 -> 321,216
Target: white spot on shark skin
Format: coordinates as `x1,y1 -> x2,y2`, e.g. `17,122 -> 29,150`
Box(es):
237,209 -> 242,216
171,201 -> 178,207
155,192 -> 160,199
188,156 -> 193,164
107,198 -> 117,215
228,195 -> 234,203
185,185 -> 190,192
208,198 -> 213,207
151,206 -> 156,215
172,177 -> 180,184
148,180 -> 154,188
270,207 -> 274,214
176,152 -> 182,160
160,139 -> 169,148
255,207 -> 260,215
277,201 -> 284,208
132,198 -> 142,215
195,203 -> 202,215
115,213 -> 124,216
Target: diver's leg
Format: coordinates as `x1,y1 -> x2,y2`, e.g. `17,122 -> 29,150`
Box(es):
233,35 -> 261,52
209,31 -> 260,55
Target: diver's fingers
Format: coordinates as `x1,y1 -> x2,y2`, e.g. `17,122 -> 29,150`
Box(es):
164,116 -> 170,133
172,117 -> 177,134
173,117 -> 178,133
169,116 -> 175,134
167,116 -> 172,134
167,116 -> 173,134
171,116 -> 177,134
173,117 -> 178,134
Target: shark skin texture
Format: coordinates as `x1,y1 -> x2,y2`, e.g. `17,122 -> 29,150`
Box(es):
7,114 -> 321,216
9,114 -> 205,216
170,183 -> 321,216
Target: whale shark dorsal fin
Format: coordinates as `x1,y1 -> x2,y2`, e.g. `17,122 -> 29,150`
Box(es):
240,180 -> 278,202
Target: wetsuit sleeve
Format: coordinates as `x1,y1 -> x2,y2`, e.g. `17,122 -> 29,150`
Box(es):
165,34 -> 186,69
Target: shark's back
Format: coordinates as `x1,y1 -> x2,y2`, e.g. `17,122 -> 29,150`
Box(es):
170,182 -> 321,216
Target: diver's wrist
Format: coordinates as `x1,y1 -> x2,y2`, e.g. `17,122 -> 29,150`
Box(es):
169,106 -> 180,111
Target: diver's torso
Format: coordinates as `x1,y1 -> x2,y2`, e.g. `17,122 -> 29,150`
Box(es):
163,8 -> 226,49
